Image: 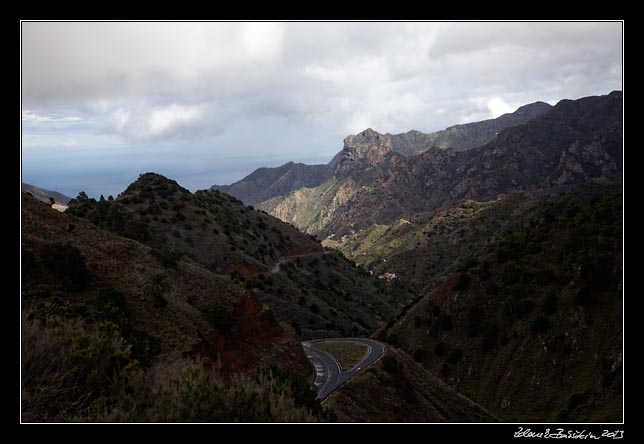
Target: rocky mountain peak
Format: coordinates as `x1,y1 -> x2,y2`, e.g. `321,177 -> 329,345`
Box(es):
511,101 -> 552,117
335,128 -> 394,176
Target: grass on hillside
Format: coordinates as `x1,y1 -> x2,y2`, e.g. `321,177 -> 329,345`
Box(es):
313,341 -> 369,371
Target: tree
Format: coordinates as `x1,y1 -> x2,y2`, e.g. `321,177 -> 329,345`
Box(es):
143,272 -> 170,308
38,242 -> 89,291
453,272 -> 471,291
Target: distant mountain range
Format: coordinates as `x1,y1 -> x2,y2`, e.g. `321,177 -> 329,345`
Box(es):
22,182 -> 71,205
258,91 -> 622,238
211,100 -> 553,205
212,162 -> 333,206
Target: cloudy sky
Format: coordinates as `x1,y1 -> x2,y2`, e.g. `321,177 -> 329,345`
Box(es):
21,21 -> 622,198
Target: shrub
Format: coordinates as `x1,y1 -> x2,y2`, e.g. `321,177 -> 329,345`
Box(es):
151,249 -> 182,269
143,272 -> 170,308
502,262 -> 522,286
22,249 -> 37,278
531,316 -> 552,335
581,256 -> 615,293
575,286 -> 592,307
547,334 -> 572,355
118,359 -> 329,422
542,293 -> 559,315
453,272 -> 471,291
558,390 -> 592,420
439,314 -> 454,331
510,283 -> 530,300
203,305 -> 237,335
477,267 -> 491,281
434,342 -> 449,357
382,356 -> 401,374
482,320 -> 499,351
466,307 -> 483,337
386,334 -> 399,346
516,298 -> 535,317
38,242 -> 89,291
21,315 -> 140,422
413,349 -> 426,362
446,347 -> 463,364
122,219 -> 150,242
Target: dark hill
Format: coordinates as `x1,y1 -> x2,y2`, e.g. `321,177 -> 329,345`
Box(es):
326,347 -> 499,422
22,192 -> 309,375
66,173 -> 410,339
378,182 -> 622,422
22,192 -> 333,421
211,162 -> 333,206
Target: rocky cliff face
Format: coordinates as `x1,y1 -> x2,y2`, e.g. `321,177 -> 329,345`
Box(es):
334,128 -> 394,176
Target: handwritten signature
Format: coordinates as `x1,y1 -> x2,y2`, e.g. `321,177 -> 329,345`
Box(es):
514,427 -> 624,439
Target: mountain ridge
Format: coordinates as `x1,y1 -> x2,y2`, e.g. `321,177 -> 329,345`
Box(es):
258,91 -> 622,238
387,100 -> 553,156
22,182 -> 71,205
65,172 -> 410,340
210,99 -> 554,206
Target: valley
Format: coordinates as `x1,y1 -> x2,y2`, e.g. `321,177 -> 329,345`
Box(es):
22,90 -> 623,423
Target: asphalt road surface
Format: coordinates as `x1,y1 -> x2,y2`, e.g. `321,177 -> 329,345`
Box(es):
301,338 -> 385,400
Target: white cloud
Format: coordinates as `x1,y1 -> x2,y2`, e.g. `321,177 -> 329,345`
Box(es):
101,104 -> 207,141
241,22 -> 285,59
486,97 -> 515,118
147,104 -> 202,138
110,109 -> 130,132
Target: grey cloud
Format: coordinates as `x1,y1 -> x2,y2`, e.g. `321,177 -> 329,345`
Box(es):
21,21 -> 622,190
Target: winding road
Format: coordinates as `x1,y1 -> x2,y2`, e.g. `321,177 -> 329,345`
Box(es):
270,251 -> 330,274
302,338 -> 385,401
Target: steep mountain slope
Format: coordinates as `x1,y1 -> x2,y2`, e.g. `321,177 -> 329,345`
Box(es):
22,182 -> 71,205
22,192 -> 310,375
21,192 -> 342,422
66,173 -> 410,339
378,183 -> 623,422
259,91 -> 622,238
213,100 -> 550,207
326,347 -> 498,422
333,128 -> 394,177
211,162 -> 333,206
388,101 -> 552,156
